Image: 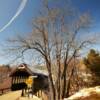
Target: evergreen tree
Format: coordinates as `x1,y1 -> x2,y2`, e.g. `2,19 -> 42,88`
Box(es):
84,49 -> 100,85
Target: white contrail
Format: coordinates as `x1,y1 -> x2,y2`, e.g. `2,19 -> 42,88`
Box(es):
0,0 -> 28,32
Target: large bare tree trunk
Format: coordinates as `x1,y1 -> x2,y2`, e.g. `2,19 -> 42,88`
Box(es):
46,61 -> 56,100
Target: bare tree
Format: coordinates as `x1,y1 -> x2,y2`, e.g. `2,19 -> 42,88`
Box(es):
4,0 -> 99,99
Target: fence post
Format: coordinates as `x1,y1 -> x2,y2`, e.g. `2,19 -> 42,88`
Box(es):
2,89 -> 3,94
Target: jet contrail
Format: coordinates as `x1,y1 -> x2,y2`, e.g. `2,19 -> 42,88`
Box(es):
0,0 -> 28,32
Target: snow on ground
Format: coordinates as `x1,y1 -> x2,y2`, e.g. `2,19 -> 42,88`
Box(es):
64,86 -> 100,100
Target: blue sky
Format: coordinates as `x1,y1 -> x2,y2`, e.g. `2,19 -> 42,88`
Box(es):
72,0 -> 100,32
0,0 -> 100,64
0,0 -> 42,41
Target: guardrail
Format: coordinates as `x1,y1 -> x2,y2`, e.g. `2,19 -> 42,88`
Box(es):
0,87 -> 11,95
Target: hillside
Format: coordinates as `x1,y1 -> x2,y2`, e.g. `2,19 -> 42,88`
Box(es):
65,86 -> 100,100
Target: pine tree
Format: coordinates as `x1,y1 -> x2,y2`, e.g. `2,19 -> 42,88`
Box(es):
84,49 -> 100,85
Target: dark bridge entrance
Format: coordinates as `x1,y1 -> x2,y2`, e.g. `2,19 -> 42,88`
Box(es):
10,63 -> 33,91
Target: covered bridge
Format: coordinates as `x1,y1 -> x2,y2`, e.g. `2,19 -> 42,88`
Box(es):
10,63 -> 49,94
10,63 -> 33,90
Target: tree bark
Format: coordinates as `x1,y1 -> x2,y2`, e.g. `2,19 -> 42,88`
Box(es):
46,61 -> 56,100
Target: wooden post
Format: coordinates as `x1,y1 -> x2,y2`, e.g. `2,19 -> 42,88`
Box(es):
2,89 -> 3,94
19,76 -> 21,83
12,77 -> 13,85
13,77 -> 15,84
21,89 -> 24,96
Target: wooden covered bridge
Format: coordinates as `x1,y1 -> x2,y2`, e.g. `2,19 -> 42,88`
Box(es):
10,63 -> 49,98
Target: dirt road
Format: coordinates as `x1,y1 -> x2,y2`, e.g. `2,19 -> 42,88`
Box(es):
0,91 -> 41,100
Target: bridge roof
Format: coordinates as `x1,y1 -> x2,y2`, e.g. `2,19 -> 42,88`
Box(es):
10,63 -> 33,77
10,63 -> 48,77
